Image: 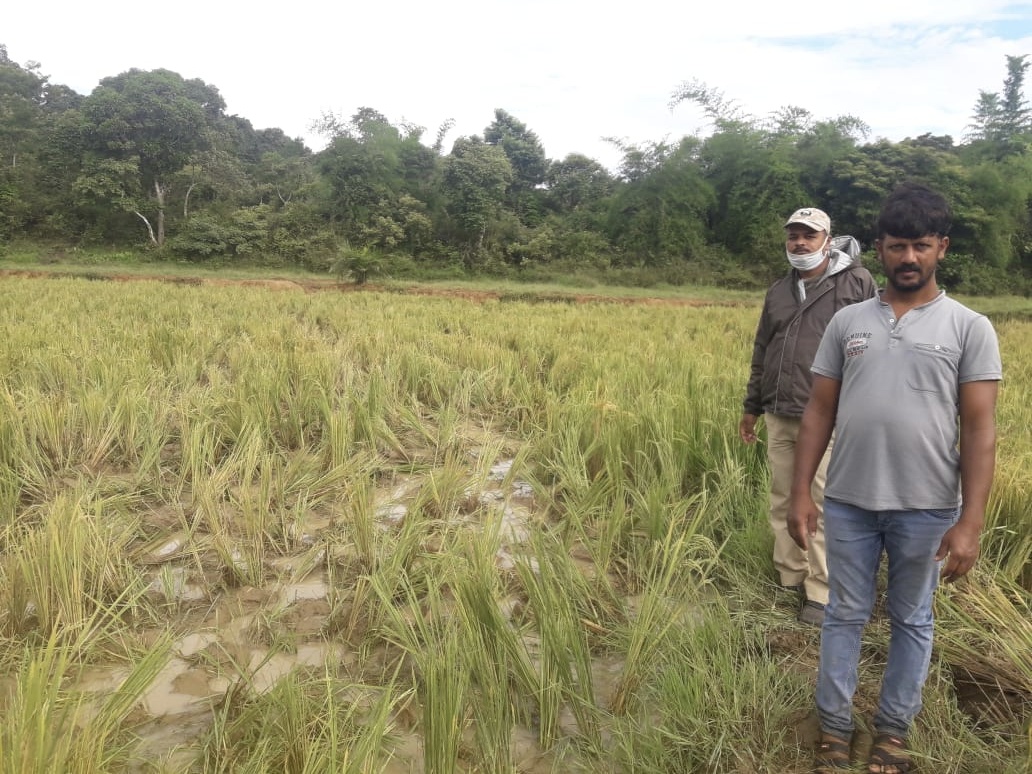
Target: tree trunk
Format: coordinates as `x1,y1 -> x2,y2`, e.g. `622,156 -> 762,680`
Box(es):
184,182 -> 195,218
154,179 -> 166,247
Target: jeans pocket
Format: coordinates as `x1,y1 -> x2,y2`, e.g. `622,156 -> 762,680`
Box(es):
925,507 -> 959,522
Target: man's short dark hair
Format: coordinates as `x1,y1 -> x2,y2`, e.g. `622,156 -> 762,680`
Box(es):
876,182 -> 952,239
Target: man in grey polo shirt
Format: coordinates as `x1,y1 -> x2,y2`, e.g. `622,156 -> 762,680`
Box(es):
788,183 -> 1001,773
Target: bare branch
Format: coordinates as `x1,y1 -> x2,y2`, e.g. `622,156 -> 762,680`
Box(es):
669,78 -> 752,128
133,210 -> 157,245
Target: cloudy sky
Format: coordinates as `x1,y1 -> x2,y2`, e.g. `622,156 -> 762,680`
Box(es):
6,1 -> 1032,169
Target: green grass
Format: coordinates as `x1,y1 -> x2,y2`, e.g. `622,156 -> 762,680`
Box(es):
0,244 -> 767,303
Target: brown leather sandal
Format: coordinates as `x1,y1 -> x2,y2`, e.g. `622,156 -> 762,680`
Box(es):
867,733 -> 911,773
814,732 -> 852,772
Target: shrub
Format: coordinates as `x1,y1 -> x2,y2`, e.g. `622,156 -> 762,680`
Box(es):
331,245 -> 385,285
938,252 -> 1016,296
165,215 -> 233,259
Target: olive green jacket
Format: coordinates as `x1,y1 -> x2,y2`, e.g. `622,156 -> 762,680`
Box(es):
743,243 -> 877,418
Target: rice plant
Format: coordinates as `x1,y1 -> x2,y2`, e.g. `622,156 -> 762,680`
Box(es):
0,276 -> 1026,772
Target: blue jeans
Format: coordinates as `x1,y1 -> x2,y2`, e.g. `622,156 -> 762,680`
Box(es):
816,498 -> 957,739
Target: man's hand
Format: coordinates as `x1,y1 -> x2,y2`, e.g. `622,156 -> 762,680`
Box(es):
739,413 -> 759,444
788,495 -> 818,551
935,521 -> 981,583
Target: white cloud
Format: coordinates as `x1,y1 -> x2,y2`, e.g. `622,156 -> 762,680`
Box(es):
5,0 -> 1032,169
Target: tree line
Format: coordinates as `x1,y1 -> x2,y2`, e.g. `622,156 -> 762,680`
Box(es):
3,45 -> 1032,293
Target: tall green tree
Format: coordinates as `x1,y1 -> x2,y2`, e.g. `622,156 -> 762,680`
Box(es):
1000,54 -> 1031,140
966,55 -> 1031,159
75,68 -> 219,246
959,150 -> 1032,270
0,45 -> 46,167
782,117 -> 870,243
692,124 -> 793,266
0,46 -> 62,238
442,136 -> 512,264
484,109 -> 548,223
823,137 -> 971,249
604,137 -> 712,265
546,153 -> 614,215
966,91 -> 1003,144
670,81 -> 845,270
315,107 -> 440,249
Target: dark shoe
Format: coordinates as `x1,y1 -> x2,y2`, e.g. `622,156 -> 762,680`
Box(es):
799,600 -> 826,627
814,731 -> 852,772
867,733 -> 911,773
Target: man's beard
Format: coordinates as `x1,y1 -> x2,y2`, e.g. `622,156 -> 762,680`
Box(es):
887,264 -> 934,293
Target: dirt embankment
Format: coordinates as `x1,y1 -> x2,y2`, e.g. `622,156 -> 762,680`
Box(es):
0,268 -> 750,307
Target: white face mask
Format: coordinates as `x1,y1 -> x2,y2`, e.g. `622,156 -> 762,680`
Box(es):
786,235 -> 829,271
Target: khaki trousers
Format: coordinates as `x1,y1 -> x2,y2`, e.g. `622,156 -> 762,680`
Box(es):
765,413 -> 831,605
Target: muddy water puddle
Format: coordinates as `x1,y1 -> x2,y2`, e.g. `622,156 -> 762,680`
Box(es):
72,456 -> 605,771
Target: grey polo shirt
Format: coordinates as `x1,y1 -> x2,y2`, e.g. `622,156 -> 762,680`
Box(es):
811,291 -> 1002,510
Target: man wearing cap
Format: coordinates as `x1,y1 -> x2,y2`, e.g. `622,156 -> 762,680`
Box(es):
740,206 -> 876,625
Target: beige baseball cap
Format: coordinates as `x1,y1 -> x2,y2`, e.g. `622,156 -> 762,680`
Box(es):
784,207 -> 831,233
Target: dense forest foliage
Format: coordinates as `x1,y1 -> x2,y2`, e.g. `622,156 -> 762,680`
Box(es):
3,45 -> 1032,293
